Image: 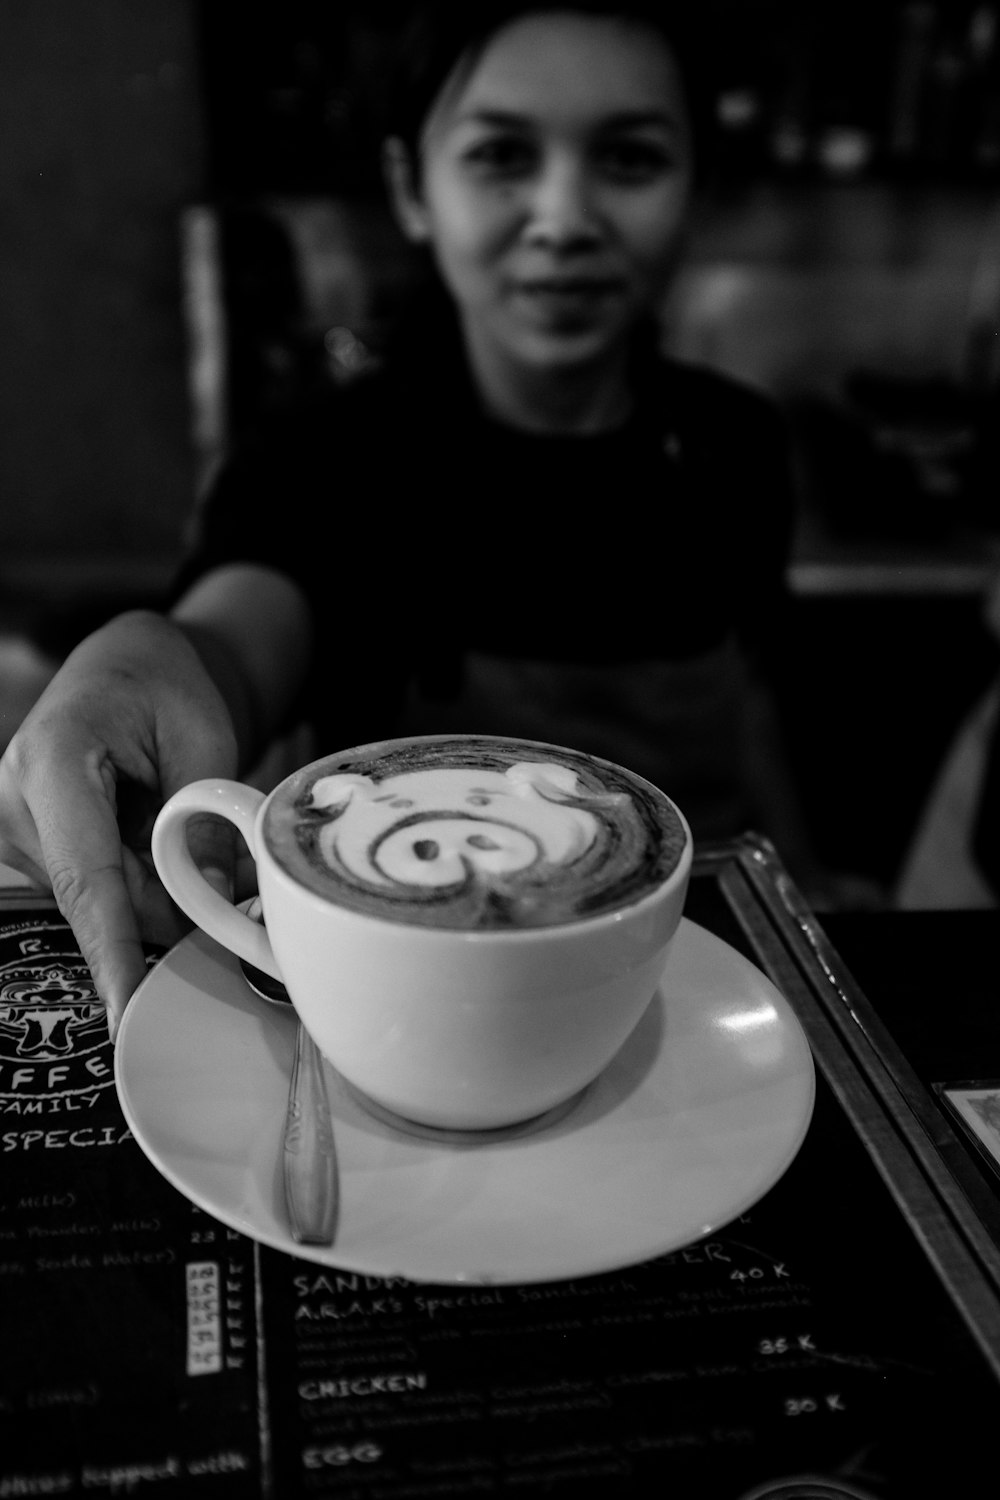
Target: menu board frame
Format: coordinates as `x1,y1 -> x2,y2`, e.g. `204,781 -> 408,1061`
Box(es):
703,833 -> 1000,1381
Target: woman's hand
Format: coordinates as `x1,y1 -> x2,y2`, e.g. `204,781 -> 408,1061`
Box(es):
0,611 -> 240,1038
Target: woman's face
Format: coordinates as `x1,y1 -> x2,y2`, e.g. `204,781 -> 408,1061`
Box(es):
389,10 -> 695,384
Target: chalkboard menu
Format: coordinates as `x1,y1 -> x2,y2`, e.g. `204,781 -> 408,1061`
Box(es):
2,840 -> 999,1497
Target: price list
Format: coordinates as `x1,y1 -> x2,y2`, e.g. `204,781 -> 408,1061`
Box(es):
1,888 -> 998,1498
253,1073 -> 997,1498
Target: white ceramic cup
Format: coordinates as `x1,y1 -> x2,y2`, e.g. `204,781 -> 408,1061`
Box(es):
151,736 -> 692,1131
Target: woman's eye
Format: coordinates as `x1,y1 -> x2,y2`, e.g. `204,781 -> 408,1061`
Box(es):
596,141 -> 673,180
463,137 -> 534,174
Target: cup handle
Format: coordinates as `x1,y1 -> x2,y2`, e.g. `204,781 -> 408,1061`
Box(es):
151,779 -> 281,980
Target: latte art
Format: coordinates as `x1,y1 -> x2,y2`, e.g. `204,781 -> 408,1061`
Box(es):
264,736 -> 687,930
310,762 -> 601,889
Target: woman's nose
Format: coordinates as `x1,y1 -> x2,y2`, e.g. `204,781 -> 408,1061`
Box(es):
522,158 -> 602,249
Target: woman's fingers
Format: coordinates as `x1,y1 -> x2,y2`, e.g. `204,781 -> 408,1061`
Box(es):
0,613 -> 242,1036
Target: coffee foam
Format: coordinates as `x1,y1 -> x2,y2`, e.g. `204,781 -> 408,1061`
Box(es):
264,737 -> 687,930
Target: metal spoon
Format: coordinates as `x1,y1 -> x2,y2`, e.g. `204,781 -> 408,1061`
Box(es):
238,902 -> 338,1246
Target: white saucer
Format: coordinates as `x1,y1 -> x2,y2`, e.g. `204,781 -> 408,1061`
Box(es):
115,918 -> 814,1285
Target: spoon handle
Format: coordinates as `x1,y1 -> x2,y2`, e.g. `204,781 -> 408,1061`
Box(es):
283,1023 -> 339,1245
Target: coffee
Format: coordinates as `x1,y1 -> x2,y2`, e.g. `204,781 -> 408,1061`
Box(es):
263,735 -> 687,930
154,734 -> 692,1128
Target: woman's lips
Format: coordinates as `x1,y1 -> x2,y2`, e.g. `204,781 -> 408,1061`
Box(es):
511,278 -> 625,325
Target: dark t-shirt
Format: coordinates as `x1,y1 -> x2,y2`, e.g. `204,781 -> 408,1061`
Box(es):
174,339 -> 795,833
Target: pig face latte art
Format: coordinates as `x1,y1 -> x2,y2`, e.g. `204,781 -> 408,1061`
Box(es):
263,736 -> 688,930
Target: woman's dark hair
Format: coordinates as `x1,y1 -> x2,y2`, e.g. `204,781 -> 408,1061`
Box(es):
383,0 -> 718,186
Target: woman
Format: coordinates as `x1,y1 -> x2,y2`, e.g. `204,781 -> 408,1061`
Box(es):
0,1 -> 806,1035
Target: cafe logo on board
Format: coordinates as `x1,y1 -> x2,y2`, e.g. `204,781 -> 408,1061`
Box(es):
0,921 -> 112,1106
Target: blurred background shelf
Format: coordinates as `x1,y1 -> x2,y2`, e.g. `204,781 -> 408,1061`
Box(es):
1,0 -> 998,891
